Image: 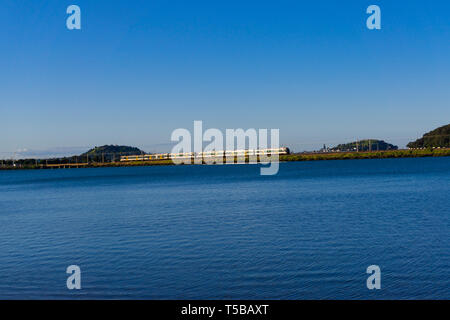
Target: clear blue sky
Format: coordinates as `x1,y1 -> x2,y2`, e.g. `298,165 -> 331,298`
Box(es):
1,0 -> 449,158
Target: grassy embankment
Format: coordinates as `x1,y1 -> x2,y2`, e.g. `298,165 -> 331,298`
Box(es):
0,159 -> 174,170
2,148 -> 449,170
280,148 -> 450,161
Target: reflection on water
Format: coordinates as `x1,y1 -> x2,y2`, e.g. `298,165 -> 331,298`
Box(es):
0,157 -> 449,299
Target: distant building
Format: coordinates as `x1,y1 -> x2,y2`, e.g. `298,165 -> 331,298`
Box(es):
319,144 -> 330,153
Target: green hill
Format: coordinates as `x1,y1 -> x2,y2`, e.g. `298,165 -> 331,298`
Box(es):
331,139 -> 398,152
407,124 -> 450,149
81,145 -> 144,156
80,145 -> 145,162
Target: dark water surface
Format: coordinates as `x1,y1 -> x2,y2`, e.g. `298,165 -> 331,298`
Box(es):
0,158 -> 449,299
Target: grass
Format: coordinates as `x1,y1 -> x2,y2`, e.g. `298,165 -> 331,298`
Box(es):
280,148 -> 450,162
2,148 -> 449,170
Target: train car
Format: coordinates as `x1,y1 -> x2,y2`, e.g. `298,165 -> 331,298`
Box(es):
120,147 -> 289,162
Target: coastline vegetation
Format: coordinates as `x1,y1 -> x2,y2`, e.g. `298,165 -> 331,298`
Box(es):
2,124 -> 450,170
1,148 -> 449,170
330,139 -> 397,152
407,124 -> 450,149
280,148 -> 450,162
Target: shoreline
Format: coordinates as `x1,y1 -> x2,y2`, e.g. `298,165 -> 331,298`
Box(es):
280,148 -> 450,162
1,149 -> 450,171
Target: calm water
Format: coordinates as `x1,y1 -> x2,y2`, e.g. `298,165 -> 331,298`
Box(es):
0,158 -> 449,299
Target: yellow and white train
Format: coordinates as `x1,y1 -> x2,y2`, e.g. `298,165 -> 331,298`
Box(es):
120,147 -> 289,162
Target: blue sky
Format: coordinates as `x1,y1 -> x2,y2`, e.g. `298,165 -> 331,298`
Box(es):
1,0 -> 449,158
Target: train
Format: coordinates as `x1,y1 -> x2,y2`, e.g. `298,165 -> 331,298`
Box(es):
120,147 -> 290,162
